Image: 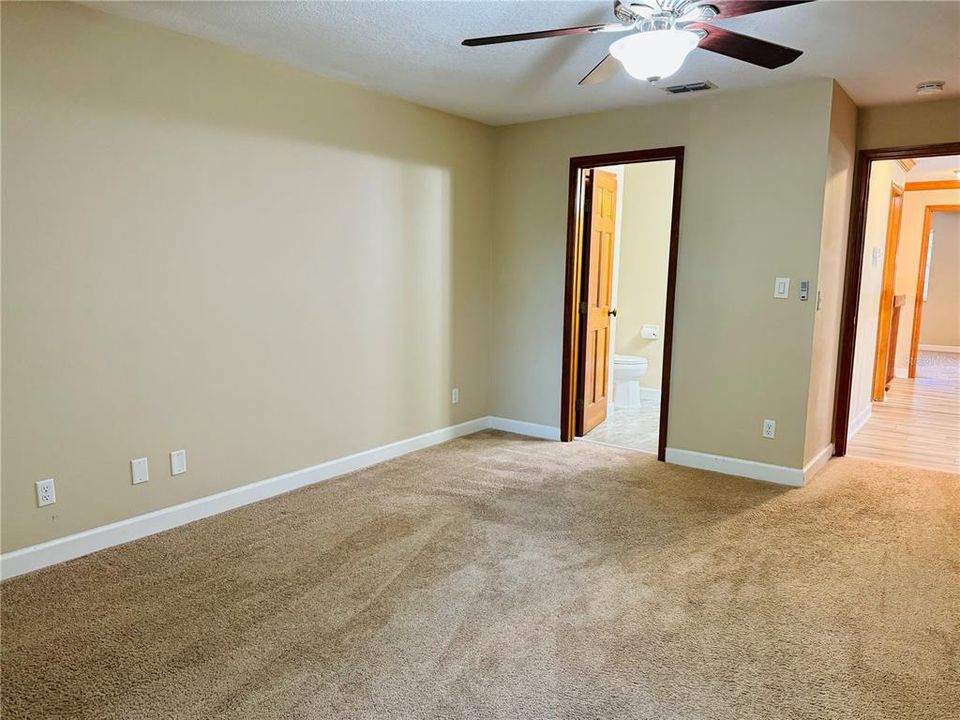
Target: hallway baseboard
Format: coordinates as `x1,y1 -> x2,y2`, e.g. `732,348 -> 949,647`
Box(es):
848,405 -> 873,438
919,344 -> 960,354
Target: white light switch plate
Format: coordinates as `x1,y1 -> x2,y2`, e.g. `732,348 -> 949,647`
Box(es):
451,388 -> 460,404
170,449 -> 187,476
774,278 -> 790,299
131,457 -> 149,485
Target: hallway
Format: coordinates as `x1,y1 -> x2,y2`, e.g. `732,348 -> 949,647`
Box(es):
848,351 -> 960,473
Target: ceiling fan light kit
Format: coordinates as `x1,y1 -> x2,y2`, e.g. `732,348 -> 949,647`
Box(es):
462,0 -> 813,87
609,27 -> 700,83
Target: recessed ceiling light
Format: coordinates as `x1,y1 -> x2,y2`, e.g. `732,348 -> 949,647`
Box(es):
916,81 -> 945,95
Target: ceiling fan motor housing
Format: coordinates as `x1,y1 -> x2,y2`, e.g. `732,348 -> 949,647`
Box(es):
618,1 -> 719,25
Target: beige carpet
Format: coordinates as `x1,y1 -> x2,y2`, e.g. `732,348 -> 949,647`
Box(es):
2,431 -> 958,719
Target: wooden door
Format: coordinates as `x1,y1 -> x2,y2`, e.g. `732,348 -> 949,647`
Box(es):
871,184 -> 904,401
577,169 -> 618,435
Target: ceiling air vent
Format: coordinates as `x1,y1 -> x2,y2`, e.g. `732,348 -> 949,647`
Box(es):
662,81 -> 716,94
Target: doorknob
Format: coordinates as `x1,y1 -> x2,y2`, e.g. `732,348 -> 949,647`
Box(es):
608,308 -> 617,317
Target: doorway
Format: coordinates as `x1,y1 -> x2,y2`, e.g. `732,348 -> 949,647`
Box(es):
560,147 -> 683,461
835,142 -> 960,472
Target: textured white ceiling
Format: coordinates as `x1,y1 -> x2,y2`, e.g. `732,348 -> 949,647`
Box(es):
88,1 -> 960,126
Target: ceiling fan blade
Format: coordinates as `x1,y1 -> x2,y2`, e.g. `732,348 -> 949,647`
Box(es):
579,54 -> 619,86
463,23 -> 630,47
702,0 -> 816,21
691,24 -> 802,69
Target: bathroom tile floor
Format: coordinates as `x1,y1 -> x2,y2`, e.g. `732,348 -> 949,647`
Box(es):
582,399 -> 660,454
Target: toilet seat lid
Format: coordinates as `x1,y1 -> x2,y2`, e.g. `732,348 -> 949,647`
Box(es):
614,354 -> 648,366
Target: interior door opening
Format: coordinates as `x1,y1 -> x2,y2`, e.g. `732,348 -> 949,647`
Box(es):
560,147 -> 684,461
835,144 -> 960,473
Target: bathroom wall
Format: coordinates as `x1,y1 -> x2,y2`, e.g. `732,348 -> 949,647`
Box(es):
918,212 -> 960,349
614,160 -> 676,390
848,160 -> 906,433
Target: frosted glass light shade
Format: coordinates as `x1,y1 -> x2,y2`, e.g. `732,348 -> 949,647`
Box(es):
609,29 -> 699,83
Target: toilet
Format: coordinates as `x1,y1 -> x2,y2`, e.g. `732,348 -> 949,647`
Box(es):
612,354 -> 649,408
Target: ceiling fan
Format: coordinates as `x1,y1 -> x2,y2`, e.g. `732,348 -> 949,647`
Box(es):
462,0 -> 813,86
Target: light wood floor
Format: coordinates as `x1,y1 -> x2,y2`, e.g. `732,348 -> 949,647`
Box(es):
848,351 -> 960,473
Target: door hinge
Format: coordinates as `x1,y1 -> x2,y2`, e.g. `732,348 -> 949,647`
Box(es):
576,399 -> 584,411
579,301 -> 587,315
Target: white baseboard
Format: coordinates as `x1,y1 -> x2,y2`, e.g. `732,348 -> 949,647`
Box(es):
639,387 -> 662,402
803,443 -> 834,483
488,416 -> 561,441
6,414 -> 828,579
5,415 -> 560,581
665,448 -> 804,487
919,344 -> 960,353
848,404 -> 872,438
894,367 -> 908,379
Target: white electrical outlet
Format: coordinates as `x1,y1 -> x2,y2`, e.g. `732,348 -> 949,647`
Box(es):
451,388 -> 460,404
131,457 -> 149,485
36,478 -> 56,507
762,419 -> 776,439
170,449 -> 187,476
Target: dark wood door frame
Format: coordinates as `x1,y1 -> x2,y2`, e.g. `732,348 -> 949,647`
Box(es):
560,146 -> 684,461
834,141 -> 960,456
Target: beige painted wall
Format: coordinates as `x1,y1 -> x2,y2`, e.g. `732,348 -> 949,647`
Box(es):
1,3 -> 495,552
892,188 -> 960,372
848,160 -> 906,430
614,161 -> 675,389
10,4 -> 958,555
858,99 -> 960,150
492,78 -> 836,468
803,83 -> 857,465
919,212 -> 960,348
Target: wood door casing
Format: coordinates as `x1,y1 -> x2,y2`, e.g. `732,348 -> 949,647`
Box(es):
577,169 -> 618,435
908,205 -> 960,378
871,183 -> 904,402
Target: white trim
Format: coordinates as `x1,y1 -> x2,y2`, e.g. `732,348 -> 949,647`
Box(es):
919,344 -> 960,353
664,448 -> 804,487
894,367 -> 908,379
489,416 -> 561,441
611,387 -> 661,411
1,416 -> 564,580
803,443 -> 834,483
639,387 -> 661,402
848,404 -> 872,438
